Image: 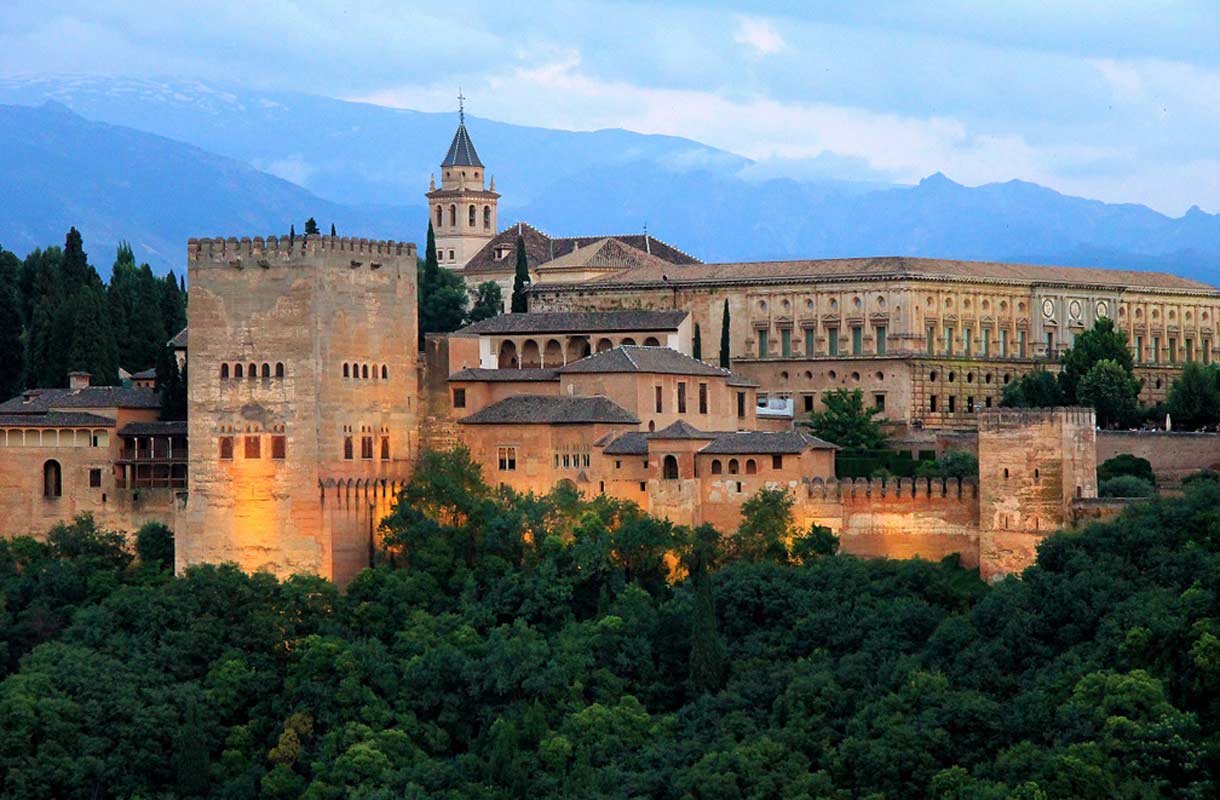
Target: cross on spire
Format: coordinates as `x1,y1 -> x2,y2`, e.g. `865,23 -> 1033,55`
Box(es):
458,87 -> 466,124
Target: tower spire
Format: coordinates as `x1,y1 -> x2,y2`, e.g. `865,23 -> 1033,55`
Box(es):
458,87 -> 466,125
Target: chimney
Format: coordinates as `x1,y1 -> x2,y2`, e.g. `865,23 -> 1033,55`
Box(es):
68,372 -> 91,390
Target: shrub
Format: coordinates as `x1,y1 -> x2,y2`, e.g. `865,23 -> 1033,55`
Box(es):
1098,454 -> 1155,484
915,450 -> 979,480
135,522 -> 175,570
1098,475 -> 1156,498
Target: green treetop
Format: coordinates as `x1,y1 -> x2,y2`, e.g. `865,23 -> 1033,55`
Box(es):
802,387 -> 888,450
511,236 -> 530,313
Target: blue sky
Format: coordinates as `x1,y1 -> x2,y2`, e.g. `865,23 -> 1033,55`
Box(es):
2,1 -> 1218,213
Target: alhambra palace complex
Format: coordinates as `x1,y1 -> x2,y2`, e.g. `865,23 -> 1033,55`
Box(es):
4,116 -> 1220,585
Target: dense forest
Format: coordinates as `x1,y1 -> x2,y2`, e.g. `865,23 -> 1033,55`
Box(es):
0,229 -> 187,408
1,448 -> 1218,799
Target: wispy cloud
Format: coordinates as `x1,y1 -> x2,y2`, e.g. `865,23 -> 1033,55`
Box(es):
732,16 -> 785,56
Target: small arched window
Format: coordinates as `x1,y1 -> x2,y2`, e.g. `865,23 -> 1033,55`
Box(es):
362,364 -> 369,379
343,363 -> 350,378
220,363 -> 229,380
483,205 -> 491,229
248,363 -> 257,380
746,459 -> 757,475
343,437 -> 353,460
261,363 -> 271,378
43,460 -> 62,498
380,437 -> 390,461
275,363 -> 285,378
728,459 -> 740,475
663,455 -> 679,480
448,205 -> 456,226
381,365 -> 388,379
468,204 -> 476,227
711,459 -> 722,475
234,364 -> 243,379
435,205 -> 442,227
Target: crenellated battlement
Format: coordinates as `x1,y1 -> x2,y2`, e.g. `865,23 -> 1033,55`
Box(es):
978,406 -> 1095,430
188,234 -> 416,265
804,476 -> 979,502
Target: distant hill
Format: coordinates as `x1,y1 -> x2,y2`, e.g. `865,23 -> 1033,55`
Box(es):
1,76 -> 1218,286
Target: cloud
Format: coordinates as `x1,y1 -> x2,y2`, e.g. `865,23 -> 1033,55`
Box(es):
732,16 -> 785,56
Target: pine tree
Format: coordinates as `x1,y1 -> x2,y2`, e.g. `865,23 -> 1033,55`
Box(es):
61,227 -> 92,290
304,217 -> 320,236
157,345 -> 187,420
718,299 -> 731,368
688,524 -> 726,693
693,323 -> 702,361
511,236 -> 530,313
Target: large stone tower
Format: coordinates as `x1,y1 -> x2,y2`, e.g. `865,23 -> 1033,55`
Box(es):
179,234 -> 420,587
426,100 -> 499,271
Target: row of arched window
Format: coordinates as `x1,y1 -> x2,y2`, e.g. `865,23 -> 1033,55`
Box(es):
710,458 -> 757,476
435,204 -> 492,230
343,363 -> 389,380
220,362 -> 285,380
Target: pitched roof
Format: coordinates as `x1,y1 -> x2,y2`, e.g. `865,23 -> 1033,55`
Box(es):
456,310 -> 687,336
603,431 -> 650,455
560,255 -> 1218,295
448,368 -> 559,382
699,431 -> 837,455
118,420 -> 188,437
459,395 -> 640,425
0,386 -> 161,414
131,368 -> 157,380
441,122 -> 483,167
536,237 -> 678,274
650,420 -> 715,440
169,327 -> 188,348
462,221 -> 699,276
0,412 -> 116,428
558,346 -> 733,378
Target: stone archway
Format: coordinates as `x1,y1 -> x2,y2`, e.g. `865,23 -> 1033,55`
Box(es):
596,337 -> 614,353
567,336 -> 591,362
520,339 -> 542,368
544,339 -> 564,366
498,340 -> 518,369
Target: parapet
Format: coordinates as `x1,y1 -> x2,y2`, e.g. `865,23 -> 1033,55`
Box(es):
806,476 -> 978,502
978,406 -> 1095,431
188,234 -> 417,265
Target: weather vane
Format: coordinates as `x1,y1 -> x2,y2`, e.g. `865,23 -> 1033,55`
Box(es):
458,87 -> 466,124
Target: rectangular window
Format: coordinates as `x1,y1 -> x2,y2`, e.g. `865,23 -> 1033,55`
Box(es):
828,328 -> 839,356
804,328 -> 815,356
497,446 -> 517,471
1046,331 -> 1055,355
929,395 -> 938,412
772,454 -> 783,469
453,388 -> 466,408
874,394 -> 886,412
967,396 -> 975,413
1135,335 -> 1143,363
963,327 -> 972,357
563,454 -> 570,468
985,396 -> 993,408
944,326 -> 954,356
758,329 -> 769,358
361,436 -> 373,459
803,393 -> 814,413
781,328 -> 792,357
851,326 -> 863,356
1169,337 -> 1177,363
948,396 -> 957,413
1185,339 -> 1194,363
343,436 -> 353,460
927,326 -> 936,355
271,435 -> 286,460
381,437 -> 390,461
1019,330 -> 1027,358
655,385 -> 663,413
737,391 -> 746,418
220,437 -> 234,460
89,468 -> 102,488
1205,341 -> 1212,365
982,329 -> 990,357
677,382 -> 687,413
875,325 -> 887,355
698,383 -> 708,414
1000,329 -> 1009,357
244,435 -> 261,459
1153,336 -> 1161,364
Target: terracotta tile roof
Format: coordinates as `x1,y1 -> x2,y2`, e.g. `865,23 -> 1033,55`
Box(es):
0,412 -> 116,428
456,310 -> 687,336
458,395 -> 640,425
463,221 -> 699,276
602,432 -> 650,455
558,346 -> 734,379
0,386 -> 161,414
536,237 -> 678,274
564,255 -> 1218,294
118,421 -> 188,437
650,420 -> 715,439
447,368 -> 560,382
441,122 -> 483,168
699,430 -> 837,455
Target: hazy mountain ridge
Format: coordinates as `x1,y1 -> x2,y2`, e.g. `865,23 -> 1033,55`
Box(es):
0,75 -> 1217,285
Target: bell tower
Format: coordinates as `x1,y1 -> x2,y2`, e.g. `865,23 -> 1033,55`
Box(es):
425,92 -> 500,272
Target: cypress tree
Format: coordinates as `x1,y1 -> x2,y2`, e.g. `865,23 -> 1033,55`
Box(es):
108,245 -> 139,369
0,251 -> 24,397
718,299 -> 731,369
157,345 -> 187,421
66,285 -> 120,385
25,302 -> 56,387
688,524 -> 726,693
61,227 -> 91,291
289,224 -> 296,246
161,270 -> 187,341
693,323 -> 702,361
511,236 -> 529,313
330,222 -> 336,237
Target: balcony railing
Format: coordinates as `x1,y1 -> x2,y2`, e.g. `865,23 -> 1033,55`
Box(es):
119,447 -> 189,462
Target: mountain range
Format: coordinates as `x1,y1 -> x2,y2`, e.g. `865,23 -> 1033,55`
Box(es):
0,75 -> 1217,286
